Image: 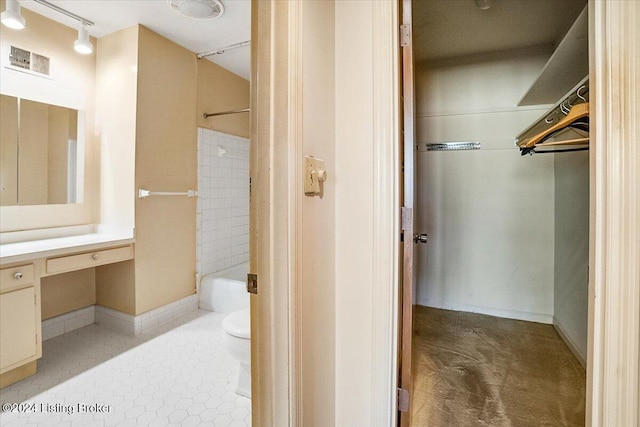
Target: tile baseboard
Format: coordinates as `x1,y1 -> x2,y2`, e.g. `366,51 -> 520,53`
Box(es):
42,306 -> 96,341
96,294 -> 199,336
43,294 -> 199,340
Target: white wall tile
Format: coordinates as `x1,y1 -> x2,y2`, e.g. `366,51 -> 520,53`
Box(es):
197,129 -> 250,278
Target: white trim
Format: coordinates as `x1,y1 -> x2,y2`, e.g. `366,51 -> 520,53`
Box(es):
421,300 -> 553,325
288,0 -> 303,425
371,1 -> 400,425
95,294 -> 198,336
553,318 -> 586,369
249,1 -> 294,425
588,1 -> 640,425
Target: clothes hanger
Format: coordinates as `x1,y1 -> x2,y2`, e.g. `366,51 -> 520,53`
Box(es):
520,101 -> 589,148
520,85 -> 590,149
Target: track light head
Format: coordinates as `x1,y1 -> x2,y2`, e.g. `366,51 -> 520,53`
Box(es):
1,0 -> 26,30
74,26 -> 93,55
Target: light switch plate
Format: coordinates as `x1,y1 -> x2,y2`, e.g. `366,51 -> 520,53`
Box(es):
304,156 -> 326,196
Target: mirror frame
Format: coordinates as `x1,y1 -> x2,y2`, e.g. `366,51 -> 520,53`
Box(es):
0,70 -> 94,233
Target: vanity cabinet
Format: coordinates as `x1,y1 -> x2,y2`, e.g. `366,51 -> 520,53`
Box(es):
45,246 -> 133,276
0,236 -> 134,388
0,264 -> 42,382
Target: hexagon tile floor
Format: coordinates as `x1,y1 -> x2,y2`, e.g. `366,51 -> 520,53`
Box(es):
0,309 -> 251,427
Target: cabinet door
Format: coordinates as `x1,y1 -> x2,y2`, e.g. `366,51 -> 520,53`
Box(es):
0,287 -> 37,370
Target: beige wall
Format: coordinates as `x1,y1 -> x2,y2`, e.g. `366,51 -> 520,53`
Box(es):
197,60 -> 250,138
95,26 -> 139,233
335,2 -> 377,423
0,3 -> 97,231
93,26 -> 139,314
134,26 -> 198,314
41,269 -> 96,320
96,261 -> 136,315
95,24 -> 248,316
299,1 -> 336,424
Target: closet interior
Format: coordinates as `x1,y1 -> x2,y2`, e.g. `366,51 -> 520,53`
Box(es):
411,0 -> 589,425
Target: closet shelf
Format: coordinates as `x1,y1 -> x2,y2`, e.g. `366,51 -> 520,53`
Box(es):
516,77 -> 589,155
518,5 -> 588,106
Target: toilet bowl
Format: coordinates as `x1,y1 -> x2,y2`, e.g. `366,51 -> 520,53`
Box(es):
199,264 -> 252,398
222,308 -> 251,398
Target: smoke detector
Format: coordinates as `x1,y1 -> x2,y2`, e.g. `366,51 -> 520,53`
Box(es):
168,0 -> 224,19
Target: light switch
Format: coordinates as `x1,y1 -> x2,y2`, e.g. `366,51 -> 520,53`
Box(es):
304,156 -> 327,196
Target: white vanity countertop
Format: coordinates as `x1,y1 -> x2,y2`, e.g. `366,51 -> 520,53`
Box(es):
0,234 -> 135,266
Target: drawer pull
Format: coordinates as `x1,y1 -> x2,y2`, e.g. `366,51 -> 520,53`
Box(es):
92,254 -> 100,261
14,272 -> 23,280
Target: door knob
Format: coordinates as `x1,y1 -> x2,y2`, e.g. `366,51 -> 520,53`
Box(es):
414,234 -> 428,244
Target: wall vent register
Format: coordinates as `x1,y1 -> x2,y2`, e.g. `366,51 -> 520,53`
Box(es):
9,46 -> 50,76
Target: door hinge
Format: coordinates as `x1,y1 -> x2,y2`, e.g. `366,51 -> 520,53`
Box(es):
401,207 -> 413,231
400,24 -> 411,47
397,387 -> 409,412
247,273 -> 258,295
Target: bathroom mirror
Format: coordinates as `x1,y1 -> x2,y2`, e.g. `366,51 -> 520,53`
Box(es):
0,94 -> 85,206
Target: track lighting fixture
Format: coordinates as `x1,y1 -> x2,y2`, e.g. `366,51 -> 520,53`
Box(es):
30,0 -> 95,55
1,0 -> 26,30
74,25 -> 93,55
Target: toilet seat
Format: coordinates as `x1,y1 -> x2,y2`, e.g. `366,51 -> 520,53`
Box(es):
222,308 -> 250,339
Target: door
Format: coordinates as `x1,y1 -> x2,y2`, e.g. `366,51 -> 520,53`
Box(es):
399,0 -> 416,425
0,287 -> 37,371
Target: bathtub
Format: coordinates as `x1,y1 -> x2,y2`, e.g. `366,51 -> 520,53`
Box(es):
199,262 -> 249,314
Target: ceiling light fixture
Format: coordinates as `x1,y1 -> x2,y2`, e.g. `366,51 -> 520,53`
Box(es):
475,0 -> 493,10
74,25 -> 93,55
1,0 -> 26,30
168,0 -> 225,20
32,0 -> 94,55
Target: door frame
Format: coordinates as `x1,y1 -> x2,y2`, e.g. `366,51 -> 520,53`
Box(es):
251,0 -> 401,425
251,0 -> 639,425
587,1 -> 640,425
249,0 -> 298,425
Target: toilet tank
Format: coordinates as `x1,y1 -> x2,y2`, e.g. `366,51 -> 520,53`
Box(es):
199,263 -> 249,314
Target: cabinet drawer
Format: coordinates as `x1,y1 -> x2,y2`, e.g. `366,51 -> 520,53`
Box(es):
46,245 -> 133,275
0,264 -> 35,293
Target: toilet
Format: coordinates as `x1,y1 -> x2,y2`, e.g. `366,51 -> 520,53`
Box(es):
222,308 -> 251,397
199,266 -> 251,398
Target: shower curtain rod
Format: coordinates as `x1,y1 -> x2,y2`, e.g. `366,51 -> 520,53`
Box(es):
197,40 -> 251,59
203,108 -> 250,119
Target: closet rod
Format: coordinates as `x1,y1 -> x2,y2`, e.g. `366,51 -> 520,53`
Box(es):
203,108 -> 250,119
516,76 -> 589,146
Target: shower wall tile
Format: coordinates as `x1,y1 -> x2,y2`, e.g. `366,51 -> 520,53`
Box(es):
197,129 -> 250,278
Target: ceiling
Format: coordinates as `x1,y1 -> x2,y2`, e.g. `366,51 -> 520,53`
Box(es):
16,0 -> 588,78
19,0 -> 251,79
413,0 -> 587,62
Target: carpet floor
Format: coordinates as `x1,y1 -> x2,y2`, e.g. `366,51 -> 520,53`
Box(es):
411,306 -> 586,427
